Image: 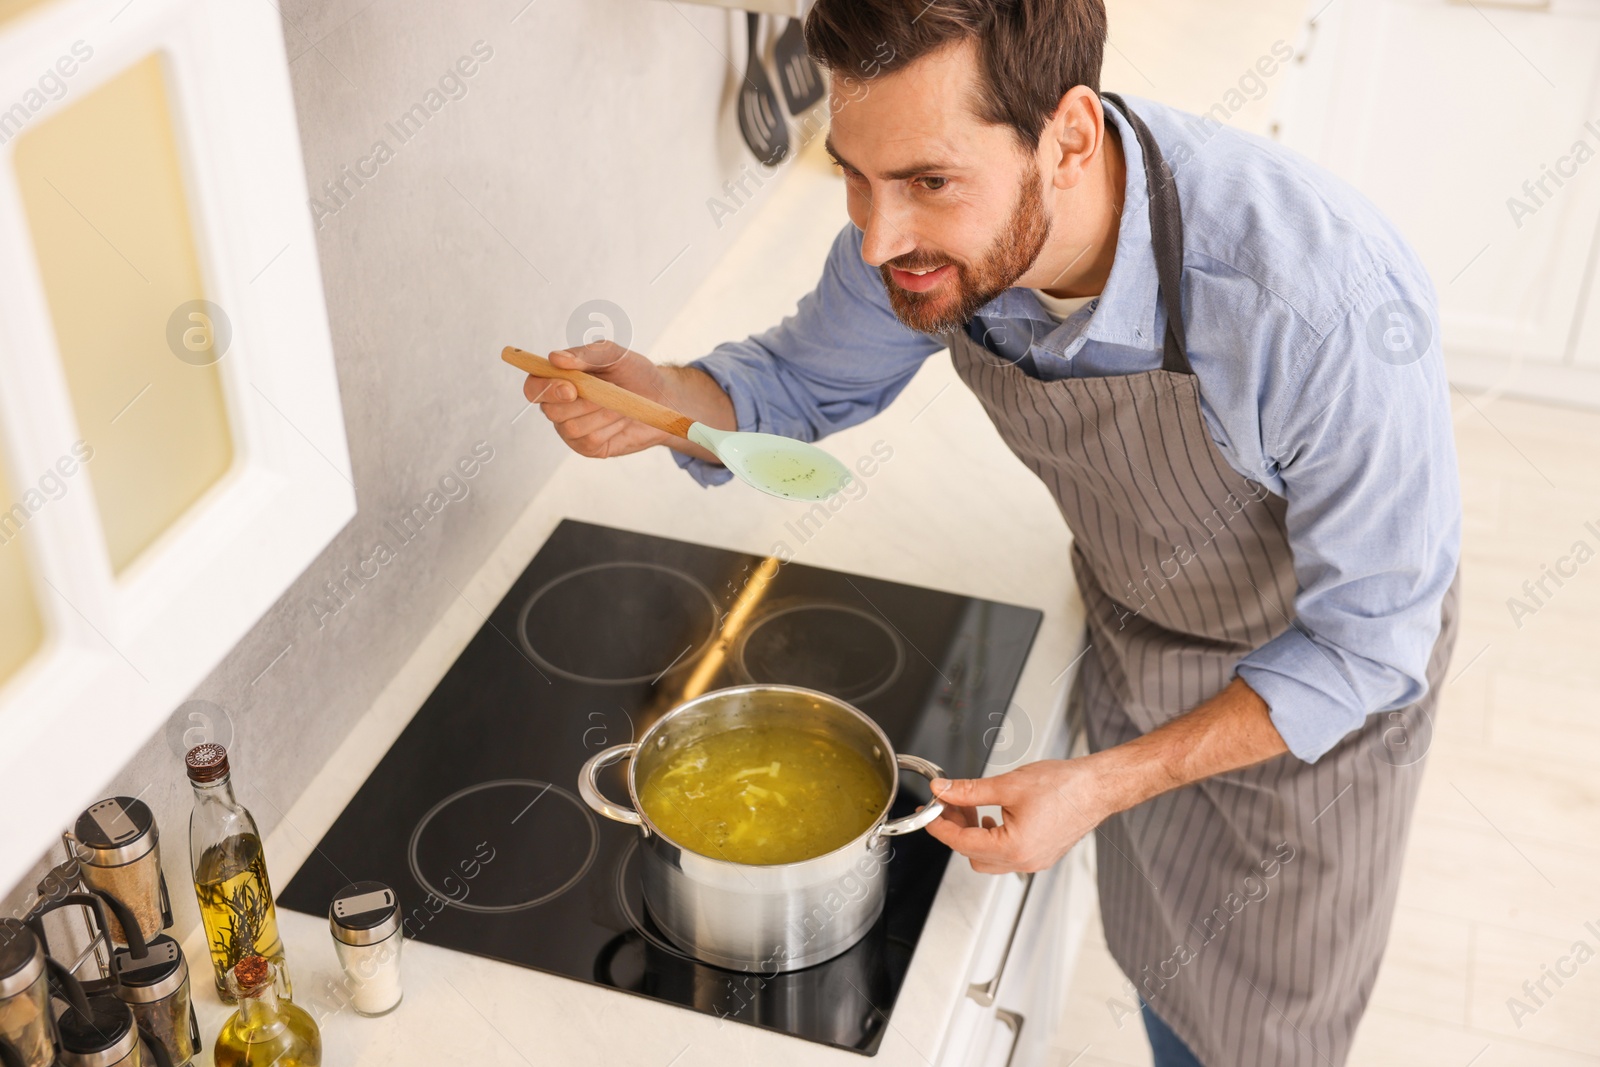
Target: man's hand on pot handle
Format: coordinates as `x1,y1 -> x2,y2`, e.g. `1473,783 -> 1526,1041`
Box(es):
924,761 -> 1110,875
925,679 -> 1293,875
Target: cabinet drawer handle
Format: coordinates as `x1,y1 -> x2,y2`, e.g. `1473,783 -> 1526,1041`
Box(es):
995,1008 -> 1025,1067
966,871 -> 1034,1007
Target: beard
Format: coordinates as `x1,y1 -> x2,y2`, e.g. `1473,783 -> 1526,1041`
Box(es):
878,167 -> 1053,335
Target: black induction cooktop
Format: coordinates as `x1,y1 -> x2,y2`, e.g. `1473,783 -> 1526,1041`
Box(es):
280,520 -> 1041,1054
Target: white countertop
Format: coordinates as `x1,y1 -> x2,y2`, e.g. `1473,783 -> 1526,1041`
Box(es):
182,144 -> 1089,1066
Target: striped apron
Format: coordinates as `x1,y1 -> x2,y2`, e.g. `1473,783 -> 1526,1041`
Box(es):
941,95 -> 1460,1066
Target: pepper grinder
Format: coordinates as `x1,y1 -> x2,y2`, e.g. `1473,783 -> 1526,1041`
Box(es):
113,936 -> 199,1066
0,921 -> 53,1067
70,798 -> 171,950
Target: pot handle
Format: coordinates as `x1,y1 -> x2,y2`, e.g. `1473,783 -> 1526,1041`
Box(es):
878,754 -> 946,836
578,743 -> 643,826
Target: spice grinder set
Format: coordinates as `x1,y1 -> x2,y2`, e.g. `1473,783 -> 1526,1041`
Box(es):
0,792 -> 196,1067
0,744 -> 405,1067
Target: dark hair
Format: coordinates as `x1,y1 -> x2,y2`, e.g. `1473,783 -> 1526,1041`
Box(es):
804,0 -> 1107,151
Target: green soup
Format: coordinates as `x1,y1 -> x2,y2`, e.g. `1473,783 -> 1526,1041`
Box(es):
638,725 -> 889,865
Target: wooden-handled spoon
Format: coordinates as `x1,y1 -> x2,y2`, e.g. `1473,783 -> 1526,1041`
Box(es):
503,346 -> 852,502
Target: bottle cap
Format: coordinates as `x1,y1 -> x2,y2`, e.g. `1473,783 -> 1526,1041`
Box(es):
185,743 -> 230,783
72,796 -> 158,867
112,934 -> 188,1003
230,954 -> 272,997
329,881 -> 400,946
0,920 -> 44,1000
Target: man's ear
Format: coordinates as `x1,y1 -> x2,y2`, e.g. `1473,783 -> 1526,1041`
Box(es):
1044,85 -> 1105,191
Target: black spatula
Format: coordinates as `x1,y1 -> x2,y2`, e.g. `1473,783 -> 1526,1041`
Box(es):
774,16 -> 825,114
738,13 -> 790,166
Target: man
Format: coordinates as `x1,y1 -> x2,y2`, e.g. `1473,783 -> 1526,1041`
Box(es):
524,2 -> 1460,1064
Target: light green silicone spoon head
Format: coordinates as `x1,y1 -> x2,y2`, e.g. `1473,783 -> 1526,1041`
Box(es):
688,424 -> 854,502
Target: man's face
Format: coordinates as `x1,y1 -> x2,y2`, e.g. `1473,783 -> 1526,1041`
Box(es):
826,41 -> 1053,334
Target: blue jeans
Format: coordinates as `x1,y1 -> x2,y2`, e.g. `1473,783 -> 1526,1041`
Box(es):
1141,1001 -> 1205,1067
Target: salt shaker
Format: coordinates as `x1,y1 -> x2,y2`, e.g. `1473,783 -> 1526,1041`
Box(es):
327,883 -> 402,1017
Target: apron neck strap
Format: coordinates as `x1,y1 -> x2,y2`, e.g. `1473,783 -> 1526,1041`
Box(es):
1101,92 -> 1192,376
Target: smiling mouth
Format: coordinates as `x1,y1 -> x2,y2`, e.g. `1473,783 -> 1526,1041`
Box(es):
887,262 -> 954,292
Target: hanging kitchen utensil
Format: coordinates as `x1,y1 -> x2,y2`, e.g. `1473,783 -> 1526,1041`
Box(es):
737,13 -> 789,166
774,16 -> 824,115
503,347 -> 853,502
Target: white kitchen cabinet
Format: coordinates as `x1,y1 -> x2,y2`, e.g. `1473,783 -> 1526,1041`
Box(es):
934,697 -> 1096,1067
1273,0 -> 1600,405
936,850 -> 1093,1067
0,0 -> 354,892
993,845 -> 1094,1066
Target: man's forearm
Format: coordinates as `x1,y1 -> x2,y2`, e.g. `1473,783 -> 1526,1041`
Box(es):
659,365 -> 738,464
1088,677 -> 1290,816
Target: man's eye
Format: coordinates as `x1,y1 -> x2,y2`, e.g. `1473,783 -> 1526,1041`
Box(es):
918,176 -> 948,191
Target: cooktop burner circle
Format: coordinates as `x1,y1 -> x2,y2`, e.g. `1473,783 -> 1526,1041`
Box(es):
613,837 -> 698,962
407,780 -> 598,913
732,602 -> 906,703
517,562 -> 719,685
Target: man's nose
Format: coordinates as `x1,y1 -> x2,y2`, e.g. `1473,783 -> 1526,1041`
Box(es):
856,195 -> 915,268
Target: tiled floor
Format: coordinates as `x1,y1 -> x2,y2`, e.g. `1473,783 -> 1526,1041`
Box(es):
1050,2 -> 1600,1065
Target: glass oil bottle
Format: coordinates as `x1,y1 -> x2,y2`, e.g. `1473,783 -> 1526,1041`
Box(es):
214,955 -> 320,1067
187,743 -> 289,1001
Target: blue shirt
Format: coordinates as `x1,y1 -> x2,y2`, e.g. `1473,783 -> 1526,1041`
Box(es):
674,95 -> 1461,764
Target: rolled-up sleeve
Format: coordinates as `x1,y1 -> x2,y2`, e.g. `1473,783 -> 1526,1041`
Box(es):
1235,270 -> 1461,762
672,224 -> 941,486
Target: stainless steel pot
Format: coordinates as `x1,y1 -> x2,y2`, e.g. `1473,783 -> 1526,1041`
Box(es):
578,684 -> 944,973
